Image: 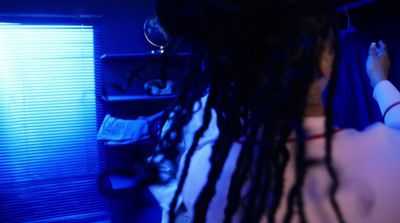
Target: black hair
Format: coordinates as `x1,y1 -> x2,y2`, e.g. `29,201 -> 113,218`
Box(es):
155,0 -> 346,222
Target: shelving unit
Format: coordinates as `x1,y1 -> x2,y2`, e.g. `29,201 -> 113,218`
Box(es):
103,94 -> 178,102
100,52 -> 191,61
100,50 -> 190,115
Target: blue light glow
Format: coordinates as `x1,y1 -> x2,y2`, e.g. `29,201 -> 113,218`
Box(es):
0,23 -> 96,183
0,22 -> 106,222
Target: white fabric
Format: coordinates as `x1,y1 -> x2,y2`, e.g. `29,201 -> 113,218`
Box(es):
373,80 -> 400,128
149,180 -> 182,223
148,95 -> 219,223
97,114 -> 149,145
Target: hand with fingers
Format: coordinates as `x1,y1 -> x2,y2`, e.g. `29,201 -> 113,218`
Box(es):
366,40 -> 391,88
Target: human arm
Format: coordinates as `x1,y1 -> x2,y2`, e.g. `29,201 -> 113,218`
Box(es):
366,41 -> 390,88
366,41 -> 400,128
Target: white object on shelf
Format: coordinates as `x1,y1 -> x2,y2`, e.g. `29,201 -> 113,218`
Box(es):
97,114 -> 149,143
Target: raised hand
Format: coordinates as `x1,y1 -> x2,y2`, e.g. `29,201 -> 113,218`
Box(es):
366,40 -> 391,88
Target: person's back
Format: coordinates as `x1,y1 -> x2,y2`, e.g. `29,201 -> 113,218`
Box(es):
179,93 -> 400,223
276,74 -> 400,222
179,95 -> 400,223
280,121 -> 400,223
154,0 -> 400,222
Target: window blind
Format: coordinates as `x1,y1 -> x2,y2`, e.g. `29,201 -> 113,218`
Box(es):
0,23 -> 108,222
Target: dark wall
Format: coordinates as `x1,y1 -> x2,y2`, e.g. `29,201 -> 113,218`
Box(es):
339,1 -> 400,37
0,0 -> 104,14
0,0 -> 158,54
101,0 -> 157,54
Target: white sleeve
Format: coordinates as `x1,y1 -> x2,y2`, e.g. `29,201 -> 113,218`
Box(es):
373,80 -> 400,128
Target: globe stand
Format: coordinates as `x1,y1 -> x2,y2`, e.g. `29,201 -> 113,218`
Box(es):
150,47 -> 165,55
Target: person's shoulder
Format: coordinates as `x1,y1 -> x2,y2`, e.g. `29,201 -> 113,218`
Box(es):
336,122 -> 400,145
334,122 -> 400,173
360,122 -> 400,147
333,122 -> 400,168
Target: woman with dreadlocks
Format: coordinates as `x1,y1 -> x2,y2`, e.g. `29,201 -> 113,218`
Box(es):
152,0 -> 400,222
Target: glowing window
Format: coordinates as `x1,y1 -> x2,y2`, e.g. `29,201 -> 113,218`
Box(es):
0,23 -> 108,222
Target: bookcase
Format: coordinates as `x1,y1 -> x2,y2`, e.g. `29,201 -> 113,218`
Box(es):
99,52 -> 190,223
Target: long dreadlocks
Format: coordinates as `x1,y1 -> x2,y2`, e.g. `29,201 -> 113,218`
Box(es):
155,0 -> 346,222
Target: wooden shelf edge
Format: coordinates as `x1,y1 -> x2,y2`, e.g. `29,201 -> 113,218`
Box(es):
100,52 -> 191,60
103,94 -> 178,102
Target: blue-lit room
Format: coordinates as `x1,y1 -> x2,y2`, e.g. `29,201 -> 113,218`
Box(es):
0,0 -> 400,222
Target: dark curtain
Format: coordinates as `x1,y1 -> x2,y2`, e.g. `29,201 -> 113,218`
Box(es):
333,31 -> 400,130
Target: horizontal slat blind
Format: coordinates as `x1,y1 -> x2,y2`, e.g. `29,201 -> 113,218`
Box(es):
0,23 -> 109,222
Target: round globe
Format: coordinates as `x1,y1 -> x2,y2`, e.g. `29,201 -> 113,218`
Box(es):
143,15 -> 170,53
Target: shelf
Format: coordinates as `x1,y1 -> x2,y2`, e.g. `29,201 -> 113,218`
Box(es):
100,52 -> 191,61
103,94 -> 178,102
109,174 -> 138,190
